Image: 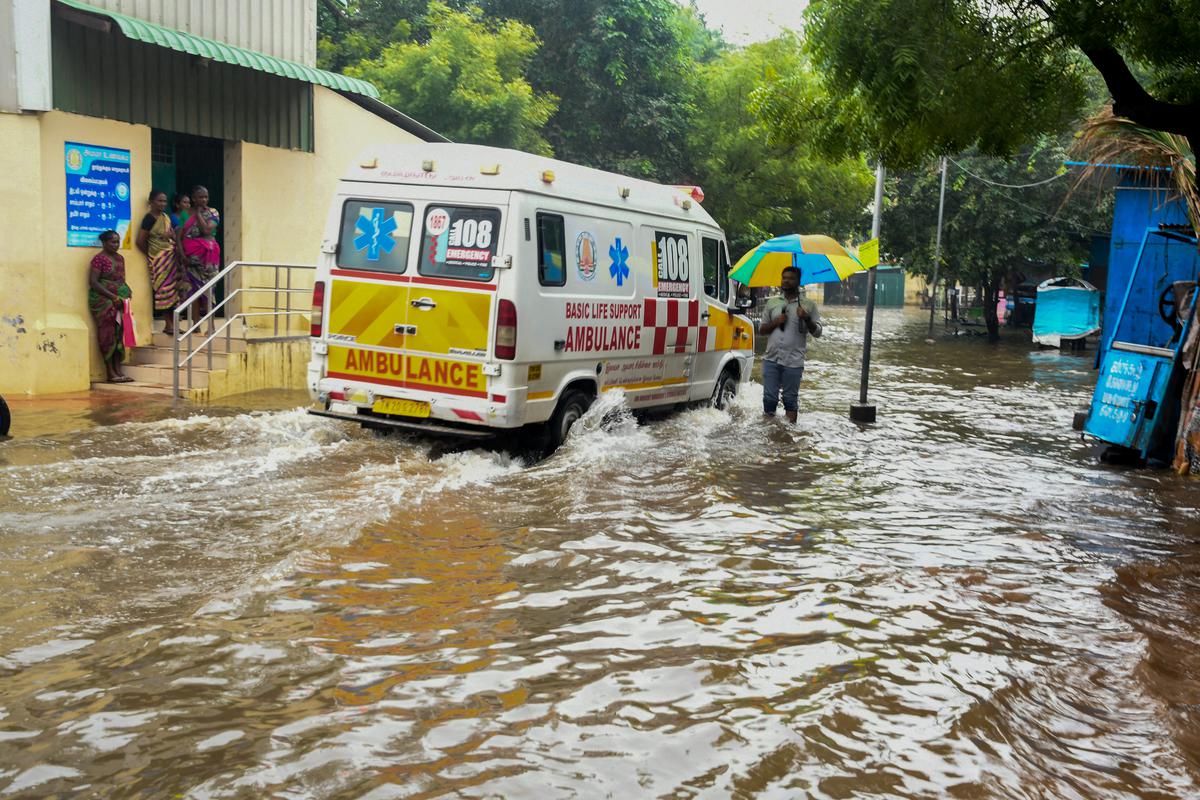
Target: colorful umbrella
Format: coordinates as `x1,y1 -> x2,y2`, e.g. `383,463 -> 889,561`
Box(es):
729,234 -> 868,287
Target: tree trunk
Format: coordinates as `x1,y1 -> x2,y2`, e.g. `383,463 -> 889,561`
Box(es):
983,277 -> 1001,342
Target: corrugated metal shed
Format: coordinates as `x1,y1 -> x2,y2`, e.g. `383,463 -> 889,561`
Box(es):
56,0 -> 375,97
71,0 -> 316,67
52,10 -> 315,151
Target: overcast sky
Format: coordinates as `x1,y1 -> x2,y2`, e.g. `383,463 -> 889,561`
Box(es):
685,0 -> 808,45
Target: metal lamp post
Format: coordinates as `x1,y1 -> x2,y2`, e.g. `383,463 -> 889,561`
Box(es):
850,163 -> 885,423
927,156 -> 948,338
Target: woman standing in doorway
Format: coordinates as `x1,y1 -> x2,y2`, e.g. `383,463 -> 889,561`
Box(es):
88,230 -> 134,382
136,189 -> 181,334
170,191 -> 191,230
178,185 -> 220,331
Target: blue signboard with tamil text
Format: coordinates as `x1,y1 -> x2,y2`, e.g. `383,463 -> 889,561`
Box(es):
1084,348 -> 1168,453
65,141 -> 131,247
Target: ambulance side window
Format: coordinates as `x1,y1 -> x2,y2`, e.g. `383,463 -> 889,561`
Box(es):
719,241 -> 731,303
702,237 -> 719,298
537,213 -> 566,286
337,200 -> 414,274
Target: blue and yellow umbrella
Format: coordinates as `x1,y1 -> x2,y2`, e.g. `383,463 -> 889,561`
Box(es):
729,234 -> 873,287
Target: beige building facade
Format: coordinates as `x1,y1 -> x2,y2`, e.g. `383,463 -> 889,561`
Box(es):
0,0 -> 443,395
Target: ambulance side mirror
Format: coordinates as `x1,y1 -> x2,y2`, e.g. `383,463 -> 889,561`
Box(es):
729,291 -> 753,315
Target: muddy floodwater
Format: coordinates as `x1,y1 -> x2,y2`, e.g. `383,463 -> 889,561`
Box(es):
4,307 -> 1200,799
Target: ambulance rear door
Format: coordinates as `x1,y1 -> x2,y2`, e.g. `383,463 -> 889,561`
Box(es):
323,188 -> 507,414
324,196 -> 415,399
399,201 -> 505,405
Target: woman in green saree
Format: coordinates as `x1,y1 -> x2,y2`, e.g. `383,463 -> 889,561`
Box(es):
88,230 -> 134,382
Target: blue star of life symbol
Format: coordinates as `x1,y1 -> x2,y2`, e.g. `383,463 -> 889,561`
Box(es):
609,238 -> 630,286
354,207 -> 397,261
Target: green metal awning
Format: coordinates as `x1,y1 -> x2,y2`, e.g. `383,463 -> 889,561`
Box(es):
55,0 -> 380,99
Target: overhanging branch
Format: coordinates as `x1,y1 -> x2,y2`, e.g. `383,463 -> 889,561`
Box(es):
1083,46 -> 1199,137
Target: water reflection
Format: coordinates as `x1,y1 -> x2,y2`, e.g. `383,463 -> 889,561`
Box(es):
1,308 -> 1199,798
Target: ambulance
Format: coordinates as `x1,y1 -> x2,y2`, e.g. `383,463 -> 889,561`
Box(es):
307,143 -> 755,451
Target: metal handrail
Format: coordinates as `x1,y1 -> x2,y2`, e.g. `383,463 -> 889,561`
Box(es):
172,261 -> 316,399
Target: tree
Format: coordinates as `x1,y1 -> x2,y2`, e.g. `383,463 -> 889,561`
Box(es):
317,0 -> 427,71
347,3 -> 558,154
797,0 -> 1200,183
480,0 -> 713,180
687,35 -> 874,255
885,136 -> 1109,340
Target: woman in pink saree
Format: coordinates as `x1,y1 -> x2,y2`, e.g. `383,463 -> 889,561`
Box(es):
178,185 -> 221,330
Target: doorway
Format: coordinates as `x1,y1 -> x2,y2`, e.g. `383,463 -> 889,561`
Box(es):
151,129 -> 227,311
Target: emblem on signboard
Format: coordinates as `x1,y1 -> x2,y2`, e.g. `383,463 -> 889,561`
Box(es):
576,231 -> 597,281
354,207 -> 397,261
66,149 -> 83,171
425,207 -> 451,236
115,182 -> 129,201
609,237 -> 630,286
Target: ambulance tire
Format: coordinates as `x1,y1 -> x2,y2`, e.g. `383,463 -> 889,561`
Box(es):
0,394 -> 8,437
711,367 -> 738,411
545,388 -> 592,454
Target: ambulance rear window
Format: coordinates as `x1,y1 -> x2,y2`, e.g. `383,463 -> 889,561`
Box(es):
337,200 -> 414,274
418,206 -> 501,282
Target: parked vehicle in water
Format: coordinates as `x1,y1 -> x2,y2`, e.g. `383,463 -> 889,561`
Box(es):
306,144 -> 756,451
1032,277 -> 1100,349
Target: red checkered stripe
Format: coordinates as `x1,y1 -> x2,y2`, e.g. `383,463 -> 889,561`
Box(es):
643,298 -> 698,355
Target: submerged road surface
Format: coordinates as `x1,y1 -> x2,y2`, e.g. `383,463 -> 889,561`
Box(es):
2,308 -> 1200,798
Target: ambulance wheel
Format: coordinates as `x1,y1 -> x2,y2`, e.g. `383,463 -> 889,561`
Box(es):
546,388 -> 592,453
0,394 -> 8,437
711,368 -> 738,411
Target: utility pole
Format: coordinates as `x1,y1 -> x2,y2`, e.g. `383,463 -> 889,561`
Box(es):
851,163 -> 885,423
927,156 -> 948,338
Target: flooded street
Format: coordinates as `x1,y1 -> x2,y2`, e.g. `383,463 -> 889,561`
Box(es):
3,307 -> 1200,798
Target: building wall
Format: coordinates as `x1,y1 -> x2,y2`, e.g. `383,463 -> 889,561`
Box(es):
80,0 -> 317,66
0,87 -> 429,395
231,86 -> 426,327
0,110 -> 155,395
0,0 -> 53,113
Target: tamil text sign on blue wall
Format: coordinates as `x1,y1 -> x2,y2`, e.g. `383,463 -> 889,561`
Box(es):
65,142 -> 131,247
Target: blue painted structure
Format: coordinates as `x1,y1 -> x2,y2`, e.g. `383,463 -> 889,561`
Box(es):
1100,176 -> 1198,351
1032,278 -> 1100,346
1085,227 -> 1196,457
1082,172 -> 1199,460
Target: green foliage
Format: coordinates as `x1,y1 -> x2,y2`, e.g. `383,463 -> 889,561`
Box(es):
317,0 -> 428,71
687,36 -> 874,255
885,136 -> 1110,311
480,0 -> 712,180
790,0 -> 1089,166
316,3 -> 888,264
794,0 -> 1200,168
347,3 -> 559,154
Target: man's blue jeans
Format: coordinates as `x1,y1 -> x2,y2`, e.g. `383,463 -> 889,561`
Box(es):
762,360 -> 804,414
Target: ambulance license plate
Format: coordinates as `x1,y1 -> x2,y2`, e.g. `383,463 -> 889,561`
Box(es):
372,398 -> 430,418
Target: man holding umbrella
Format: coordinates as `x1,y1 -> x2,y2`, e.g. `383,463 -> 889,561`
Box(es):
759,266 -> 822,423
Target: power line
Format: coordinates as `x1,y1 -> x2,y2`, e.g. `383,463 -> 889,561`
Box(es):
948,157 -> 1069,189
945,158 -> 1108,236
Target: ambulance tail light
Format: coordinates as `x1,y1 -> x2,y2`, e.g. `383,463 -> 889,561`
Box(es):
496,299 -> 517,360
310,281 -> 326,338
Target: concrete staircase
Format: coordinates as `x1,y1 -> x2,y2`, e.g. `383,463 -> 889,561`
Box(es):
95,319 -> 306,401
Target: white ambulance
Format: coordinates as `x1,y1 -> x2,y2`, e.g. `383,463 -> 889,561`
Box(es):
307,143 -> 755,450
